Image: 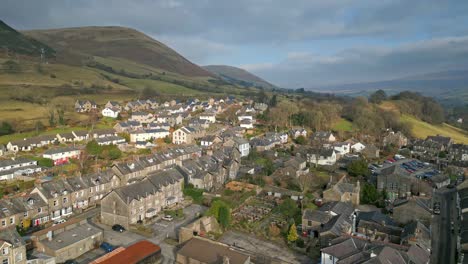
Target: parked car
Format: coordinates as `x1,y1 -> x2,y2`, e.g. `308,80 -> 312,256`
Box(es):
100,242 -> 115,252
64,260 -> 78,264
53,219 -> 67,226
162,215 -> 174,221
112,224 -> 125,232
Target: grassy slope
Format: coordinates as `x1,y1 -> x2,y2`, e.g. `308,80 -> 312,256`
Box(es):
401,114 -> 468,144
23,26 -> 213,77
203,65 -> 275,89
332,118 -> 353,132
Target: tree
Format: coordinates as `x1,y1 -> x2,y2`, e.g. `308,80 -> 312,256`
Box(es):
269,94 -> 278,107
347,159 -> 370,177
48,109 -> 55,127
86,140 -> 102,156
34,121 -> 45,134
57,108 -> 65,126
0,121 -> 14,136
106,146 -> 122,160
369,90 -> 387,104
287,223 -> 298,243
294,135 -> 307,145
218,206 -> 231,228
278,198 -> 300,221
361,183 -> 384,207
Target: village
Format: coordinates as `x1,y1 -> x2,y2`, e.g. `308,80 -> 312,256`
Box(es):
0,95 -> 467,264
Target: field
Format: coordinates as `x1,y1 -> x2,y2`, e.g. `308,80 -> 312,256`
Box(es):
332,118 -> 353,132
401,114 -> 468,144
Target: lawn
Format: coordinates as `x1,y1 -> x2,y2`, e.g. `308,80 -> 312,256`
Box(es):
401,114 -> 468,144
332,118 -> 353,132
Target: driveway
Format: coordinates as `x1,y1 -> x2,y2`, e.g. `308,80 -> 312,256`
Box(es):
153,204 -> 207,240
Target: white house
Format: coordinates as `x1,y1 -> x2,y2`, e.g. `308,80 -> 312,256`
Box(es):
43,147 -> 81,166
291,128 -> 308,139
101,107 -> 120,118
237,114 -> 254,121
235,138 -> 250,157
199,112 -> 216,123
0,158 -> 41,181
240,119 -> 254,129
129,129 -> 170,143
307,149 -> 337,166
95,136 -> 126,146
351,142 -> 366,153
332,142 -> 351,156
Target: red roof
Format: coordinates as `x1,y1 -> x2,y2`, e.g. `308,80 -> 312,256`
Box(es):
92,240 -> 161,264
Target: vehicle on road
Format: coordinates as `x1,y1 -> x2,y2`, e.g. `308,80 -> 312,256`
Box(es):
162,215 -> 174,221
100,242 -> 115,252
112,224 -> 125,232
433,202 -> 441,215
53,219 -> 66,226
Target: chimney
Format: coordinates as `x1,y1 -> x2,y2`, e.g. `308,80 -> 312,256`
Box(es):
47,231 -> 53,241
352,211 -> 357,234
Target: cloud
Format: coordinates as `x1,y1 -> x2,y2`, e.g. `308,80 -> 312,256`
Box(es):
1,0 -> 468,85
247,36 -> 468,88
154,35 -> 234,64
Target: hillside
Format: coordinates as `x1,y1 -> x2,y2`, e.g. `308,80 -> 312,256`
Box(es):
24,26 -> 213,77
0,20 -> 55,58
401,115 -> 468,144
204,65 -> 276,89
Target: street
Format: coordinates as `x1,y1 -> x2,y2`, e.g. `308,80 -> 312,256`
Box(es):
431,187 -> 459,264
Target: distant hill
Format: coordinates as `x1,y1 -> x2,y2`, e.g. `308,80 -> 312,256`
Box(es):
24,26 -> 213,77
0,20 -> 55,58
311,70 -> 468,105
203,65 -> 276,89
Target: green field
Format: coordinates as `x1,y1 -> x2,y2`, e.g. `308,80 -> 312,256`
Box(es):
401,114 -> 468,144
332,118 -> 353,132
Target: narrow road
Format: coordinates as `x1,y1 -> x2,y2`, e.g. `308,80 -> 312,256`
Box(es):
431,187 -> 459,264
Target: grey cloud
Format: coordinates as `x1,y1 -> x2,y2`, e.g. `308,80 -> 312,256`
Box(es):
245,36 -> 468,88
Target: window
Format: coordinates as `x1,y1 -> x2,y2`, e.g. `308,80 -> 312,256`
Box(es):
2,247 -> 8,255
23,212 -> 28,217
63,197 -> 68,204
9,217 -> 14,225
37,208 -> 42,213
53,200 -> 57,206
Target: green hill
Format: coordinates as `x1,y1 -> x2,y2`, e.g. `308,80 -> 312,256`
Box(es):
24,26 -> 212,77
203,65 -> 276,89
401,114 -> 468,144
0,20 -> 55,58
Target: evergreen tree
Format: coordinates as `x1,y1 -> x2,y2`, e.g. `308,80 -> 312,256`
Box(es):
287,223 -> 298,242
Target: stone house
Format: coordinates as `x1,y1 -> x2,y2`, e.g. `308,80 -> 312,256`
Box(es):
311,131 -> 336,142
0,193 -> 49,230
75,100 -> 97,113
173,126 -> 205,145
223,137 -> 250,157
377,165 -> 413,201
382,131 -> 408,148
100,169 -> 184,229
323,176 -> 360,205
0,228 -> 27,264
31,218 -> 103,263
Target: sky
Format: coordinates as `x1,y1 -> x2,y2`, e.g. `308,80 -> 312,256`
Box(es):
2,0 -> 468,88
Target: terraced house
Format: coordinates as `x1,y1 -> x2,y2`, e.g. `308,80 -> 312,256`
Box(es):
0,194 -> 49,230
100,169 -> 184,229
0,228 -> 27,264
